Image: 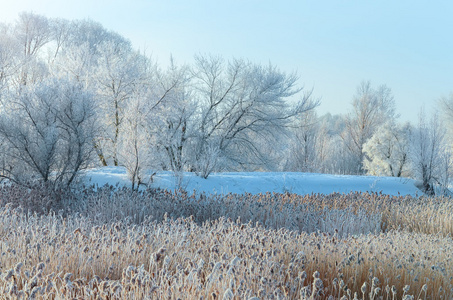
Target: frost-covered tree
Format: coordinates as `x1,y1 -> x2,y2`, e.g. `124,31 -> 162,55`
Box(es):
14,12 -> 51,57
285,111 -> 320,172
48,18 -> 72,63
11,12 -> 52,88
152,60 -> 193,173
439,93 -> 453,138
116,58 -> 193,187
0,79 -> 96,189
0,26 -> 20,95
363,122 -> 411,177
52,18 -> 126,79
410,110 -> 448,195
190,55 -> 318,178
93,41 -> 150,166
51,40 -> 96,87
295,113 -> 357,175
342,81 -> 396,174
118,89 -> 153,190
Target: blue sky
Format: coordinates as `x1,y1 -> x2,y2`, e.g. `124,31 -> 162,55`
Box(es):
1,0 -> 452,123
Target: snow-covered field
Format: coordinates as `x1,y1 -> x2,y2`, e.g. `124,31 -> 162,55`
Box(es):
82,167 -> 421,196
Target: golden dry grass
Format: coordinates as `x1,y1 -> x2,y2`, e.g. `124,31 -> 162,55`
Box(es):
0,186 -> 451,299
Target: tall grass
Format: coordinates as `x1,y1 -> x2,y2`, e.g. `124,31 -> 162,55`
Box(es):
0,185 -> 451,298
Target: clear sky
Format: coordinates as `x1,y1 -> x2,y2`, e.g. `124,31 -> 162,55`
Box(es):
1,0 -> 451,123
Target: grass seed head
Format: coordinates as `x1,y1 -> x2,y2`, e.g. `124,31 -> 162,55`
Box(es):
15,262 -> 23,274
361,282 -> 367,294
63,273 -> 73,285
222,288 -> 234,300
403,285 -> 410,294
4,269 -> 13,281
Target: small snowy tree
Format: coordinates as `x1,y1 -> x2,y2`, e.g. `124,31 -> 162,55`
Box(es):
307,113 -> 357,175
410,110 -> 448,195
342,81 -> 396,174
285,111 -> 320,172
118,91 -> 153,190
363,122 -> 411,177
437,144 -> 453,196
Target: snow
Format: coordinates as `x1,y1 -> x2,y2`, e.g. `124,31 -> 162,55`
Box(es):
81,167 -> 422,197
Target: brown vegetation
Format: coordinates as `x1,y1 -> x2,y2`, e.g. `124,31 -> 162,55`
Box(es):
0,186 -> 450,299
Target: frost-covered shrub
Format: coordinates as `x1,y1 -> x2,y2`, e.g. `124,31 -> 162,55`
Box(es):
363,121 -> 411,177
0,79 -> 97,189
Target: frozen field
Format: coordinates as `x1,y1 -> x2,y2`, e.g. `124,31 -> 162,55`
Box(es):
82,167 -> 421,196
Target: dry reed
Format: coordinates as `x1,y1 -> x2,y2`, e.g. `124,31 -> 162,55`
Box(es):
0,184 -> 450,299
